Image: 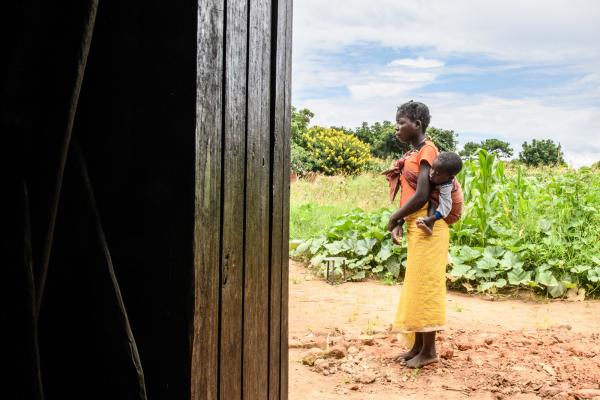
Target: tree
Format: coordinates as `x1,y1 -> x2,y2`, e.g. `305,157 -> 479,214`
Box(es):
459,141 -> 480,157
459,138 -> 513,158
519,139 -> 565,166
350,122 -> 458,159
291,106 -> 314,145
353,121 -> 406,158
426,127 -> 458,152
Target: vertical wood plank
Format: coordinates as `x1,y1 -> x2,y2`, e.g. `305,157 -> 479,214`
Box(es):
243,0 -> 271,398
193,1 -> 224,399
268,0 -> 289,398
220,0 -> 248,398
280,0 -> 293,398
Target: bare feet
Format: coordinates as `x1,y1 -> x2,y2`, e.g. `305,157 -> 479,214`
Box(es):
405,353 -> 439,368
416,218 -> 433,235
394,348 -> 420,363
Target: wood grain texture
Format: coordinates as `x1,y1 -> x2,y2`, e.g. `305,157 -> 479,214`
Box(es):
280,1 -> 293,398
268,0 -> 290,398
193,1 -> 224,399
220,0 -> 248,398
243,0 -> 272,399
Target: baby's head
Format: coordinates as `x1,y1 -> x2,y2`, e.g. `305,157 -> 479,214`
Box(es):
430,152 -> 462,184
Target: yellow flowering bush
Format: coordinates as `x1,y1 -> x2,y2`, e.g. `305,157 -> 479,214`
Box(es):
302,126 -> 371,175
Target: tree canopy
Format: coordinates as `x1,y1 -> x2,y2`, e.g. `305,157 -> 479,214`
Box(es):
460,138 -> 514,159
519,139 -> 565,166
291,106 -> 315,144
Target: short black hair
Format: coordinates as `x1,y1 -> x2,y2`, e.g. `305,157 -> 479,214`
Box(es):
396,100 -> 431,132
436,152 -> 463,176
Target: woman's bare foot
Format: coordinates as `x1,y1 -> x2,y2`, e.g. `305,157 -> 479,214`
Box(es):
405,353 -> 439,368
416,218 -> 433,235
394,348 -> 420,363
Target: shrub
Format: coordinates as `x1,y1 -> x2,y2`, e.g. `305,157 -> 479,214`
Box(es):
519,139 -> 565,166
291,142 -> 316,176
302,126 -> 371,175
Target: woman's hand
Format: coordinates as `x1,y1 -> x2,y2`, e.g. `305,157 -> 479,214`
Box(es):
387,214 -> 401,232
391,224 -> 403,245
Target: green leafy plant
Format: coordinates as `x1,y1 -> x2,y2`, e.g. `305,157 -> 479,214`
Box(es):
291,150 -> 600,298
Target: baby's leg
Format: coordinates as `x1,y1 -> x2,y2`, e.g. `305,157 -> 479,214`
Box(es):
416,215 -> 436,235
427,200 -> 436,217
416,200 -> 437,235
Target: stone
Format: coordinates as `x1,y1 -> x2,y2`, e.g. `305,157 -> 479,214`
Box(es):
355,371 -> 376,384
341,363 -> 355,374
358,335 -> 375,346
539,385 -> 562,398
313,358 -> 328,372
566,344 -> 591,357
440,347 -> 454,360
574,389 -> 600,399
302,348 -> 324,366
347,346 -> 360,355
288,339 -> 303,349
540,363 -> 556,377
324,345 -> 347,359
457,342 -> 473,351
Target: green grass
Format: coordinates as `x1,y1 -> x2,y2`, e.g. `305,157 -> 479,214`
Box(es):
290,173 -> 391,239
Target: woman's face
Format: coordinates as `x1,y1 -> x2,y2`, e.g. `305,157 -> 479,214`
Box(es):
395,116 -> 419,143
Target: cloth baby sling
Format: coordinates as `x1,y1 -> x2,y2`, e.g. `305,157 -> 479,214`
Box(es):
382,150 -> 464,224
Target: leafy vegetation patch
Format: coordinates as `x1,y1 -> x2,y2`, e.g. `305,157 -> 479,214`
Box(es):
292,150 -> 600,298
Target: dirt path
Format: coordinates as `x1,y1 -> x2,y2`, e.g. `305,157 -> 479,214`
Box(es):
288,260 -> 600,400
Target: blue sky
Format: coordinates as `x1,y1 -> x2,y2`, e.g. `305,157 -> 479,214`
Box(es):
292,0 -> 600,166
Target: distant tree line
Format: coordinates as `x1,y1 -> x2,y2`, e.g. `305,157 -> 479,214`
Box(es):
291,106 -> 567,175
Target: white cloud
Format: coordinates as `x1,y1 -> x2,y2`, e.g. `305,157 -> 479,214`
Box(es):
293,0 -> 600,66
292,0 -> 600,166
389,58 -> 444,69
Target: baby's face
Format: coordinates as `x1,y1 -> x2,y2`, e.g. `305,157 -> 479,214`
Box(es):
429,159 -> 452,184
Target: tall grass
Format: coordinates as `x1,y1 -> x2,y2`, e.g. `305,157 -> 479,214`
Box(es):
290,173 -> 390,239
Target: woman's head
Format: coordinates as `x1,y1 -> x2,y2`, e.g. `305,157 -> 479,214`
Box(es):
395,101 -> 431,143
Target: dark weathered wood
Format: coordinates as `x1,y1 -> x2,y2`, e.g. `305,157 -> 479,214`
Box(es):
220,0 -> 248,398
22,182 -> 45,400
75,144 -> 148,399
280,1 -> 293,398
243,0 -> 272,398
268,0 -> 290,398
6,0 -> 291,397
36,0 -> 98,316
193,1 -> 224,399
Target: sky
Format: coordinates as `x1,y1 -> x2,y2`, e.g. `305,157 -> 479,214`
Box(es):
291,0 -> 600,167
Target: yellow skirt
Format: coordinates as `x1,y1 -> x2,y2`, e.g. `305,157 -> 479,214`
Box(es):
393,206 -> 449,334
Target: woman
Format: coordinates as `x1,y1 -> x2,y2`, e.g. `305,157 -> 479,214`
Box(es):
386,101 -> 449,369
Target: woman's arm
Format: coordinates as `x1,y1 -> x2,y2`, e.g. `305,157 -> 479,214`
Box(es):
386,161 -> 432,232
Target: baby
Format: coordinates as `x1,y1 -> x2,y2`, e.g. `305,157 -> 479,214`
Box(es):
416,152 -> 463,235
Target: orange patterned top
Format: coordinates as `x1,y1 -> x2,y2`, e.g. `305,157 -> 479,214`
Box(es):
399,140 -> 438,207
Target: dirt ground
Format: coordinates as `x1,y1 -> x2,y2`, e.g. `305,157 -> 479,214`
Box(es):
288,260 -> 600,400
